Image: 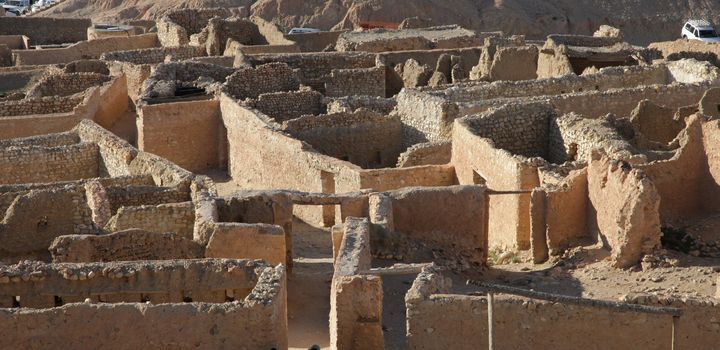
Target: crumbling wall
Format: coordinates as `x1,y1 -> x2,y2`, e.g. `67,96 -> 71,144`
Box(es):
104,202 -> 195,239
156,8 -> 229,47
246,52 -> 376,92
541,169 -> 590,253
475,45 -> 539,81
282,110 -> 403,169
702,119 -> 720,213
547,113 -> 638,164
0,143 -> 98,184
25,73 -> 110,98
330,217 -> 384,350
0,95 -> 84,117
452,115 -> 540,250
285,30 -> 346,52
205,223 -> 286,266
12,34 -> 159,66
588,151 -> 661,268
386,185 -> 487,264
0,187 -> 95,262
406,270 -> 671,350
0,17 -> 90,45
224,62 -> 299,100
137,99 -> 221,172
629,100 -> 685,145
49,229 -> 203,262
246,90 -> 324,122
356,165 -> 457,192
325,67 -> 386,97
396,141 -> 452,167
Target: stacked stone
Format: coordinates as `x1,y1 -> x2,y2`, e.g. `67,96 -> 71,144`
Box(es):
248,90 -> 324,122
326,67 -> 385,97
225,62 -> 300,99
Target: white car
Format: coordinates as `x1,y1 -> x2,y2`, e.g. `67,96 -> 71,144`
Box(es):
682,20 -> 720,43
3,0 -> 30,15
287,27 -> 321,35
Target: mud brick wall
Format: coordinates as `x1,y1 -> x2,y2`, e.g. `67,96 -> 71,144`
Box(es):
0,259 -> 262,307
0,17 -> 90,45
105,186 -> 189,214
224,62 -> 299,100
325,66 -> 386,97
157,8 -> 230,46
50,229 -> 203,263
247,90 -> 324,122
0,187 -> 95,262
282,110 -> 403,169
0,143 -> 99,185
104,202 -> 195,239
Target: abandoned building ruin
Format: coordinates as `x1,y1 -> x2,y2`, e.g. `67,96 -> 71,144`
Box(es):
2,7 -> 720,350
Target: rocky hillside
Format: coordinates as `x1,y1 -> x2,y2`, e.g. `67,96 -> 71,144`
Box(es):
37,0 -> 720,45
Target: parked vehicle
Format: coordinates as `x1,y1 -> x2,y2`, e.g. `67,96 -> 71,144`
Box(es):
682,19 -> 720,43
2,5 -> 21,16
3,0 -> 31,15
287,27 -> 321,35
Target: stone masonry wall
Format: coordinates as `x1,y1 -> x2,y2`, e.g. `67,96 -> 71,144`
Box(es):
0,17 -> 90,45
50,229 -> 203,263
283,110 -> 404,169
224,62 -> 299,100
25,73 -> 110,98
104,202 -> 195,239
0,95 -> 84,117
247,90 -> 324,122
0,143 -> 99,185
325,66 -> 386,97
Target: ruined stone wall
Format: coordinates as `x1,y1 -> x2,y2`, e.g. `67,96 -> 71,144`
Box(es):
636,116 -> 709,224
325,66 -> 386,97
356,165 -> 457,192
0,75 -> 127,140
137,99 -> 221,172
0,187 -> 95,262
0,143 -> 98,185
0,261 -> 286,349
156,8 -> 229,47
702,119 -> 720,213
406,270 -> 671,350
326,95 -> 397,115
541,169 -> 590,253
464,103 -> 555,159
285,30 -> 346,52
396,90 -> 454,147
547,113 -> 638,164
330,217 -> 383,350
246,90 -> 324,122
452,116 -> 540,250
50,229 -> 203,263
220,93 -> 358,225
25,73 -> 109,98
387,185 -> 487,264
396,141 -> 452,167
224,62 -> 299,100
588,152 -> 661,268
282,110 -> 403,169
0,95 -> 84,117
101,46 -> 206,65
104,202 -> 195,239
105,186 -> 189,215
12,33 -> 159,66
205,223 -> 286,266
0,18 -> 90,45
246,52 -> 376,92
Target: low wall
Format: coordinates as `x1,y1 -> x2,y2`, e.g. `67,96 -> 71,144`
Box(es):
285,30 -> 346,52
406,269 -> 674,350
0,75 -> 129,140
330,217 -> 384,350
205,223 -> 286,266
49,229 -> 204,262
0,260 -> 287,349
104,202 -> 195,239
13,33 -> 159,66
0,17 -> 90,45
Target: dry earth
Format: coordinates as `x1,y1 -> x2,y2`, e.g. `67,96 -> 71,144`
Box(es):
37,0 -> 720,44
